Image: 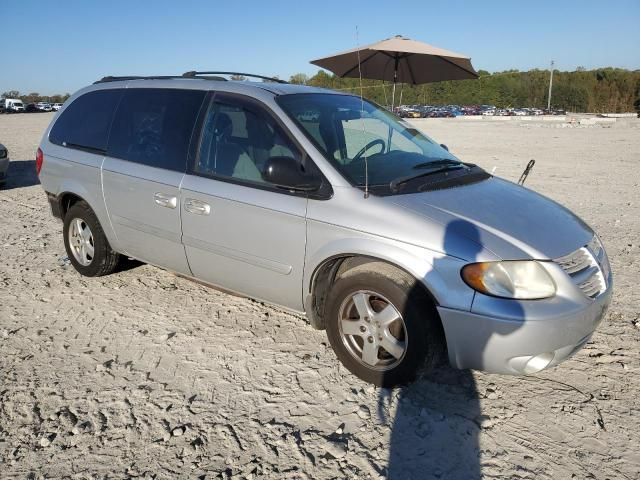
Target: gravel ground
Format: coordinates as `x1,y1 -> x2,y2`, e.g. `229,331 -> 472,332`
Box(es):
0,112 -> 638,479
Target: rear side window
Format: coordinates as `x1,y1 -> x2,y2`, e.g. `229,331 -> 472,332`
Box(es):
107,88 -> 205,172
49,89 -> 123,153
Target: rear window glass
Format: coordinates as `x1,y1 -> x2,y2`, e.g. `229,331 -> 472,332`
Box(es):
107,88 -> 205,172
49,89 -> 123,152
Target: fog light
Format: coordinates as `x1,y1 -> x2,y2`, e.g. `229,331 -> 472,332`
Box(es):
523,352 -> 555,374
508,352 -> 555,374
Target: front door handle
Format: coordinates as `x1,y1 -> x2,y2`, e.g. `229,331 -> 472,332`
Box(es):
154,192 -> 178,209
185,198 -> 211,216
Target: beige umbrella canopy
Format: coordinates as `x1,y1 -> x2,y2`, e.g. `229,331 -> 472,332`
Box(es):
310,35 -> 478,107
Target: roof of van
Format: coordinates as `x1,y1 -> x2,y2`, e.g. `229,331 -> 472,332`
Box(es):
250,82 -> 345,96
92,75 -> 347,97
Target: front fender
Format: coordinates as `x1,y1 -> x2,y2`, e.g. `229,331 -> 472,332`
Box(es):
304,220 -> 475,312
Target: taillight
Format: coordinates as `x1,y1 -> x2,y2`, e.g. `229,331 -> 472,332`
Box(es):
36,148 -> 44,176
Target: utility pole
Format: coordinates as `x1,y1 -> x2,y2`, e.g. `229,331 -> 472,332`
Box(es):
547,60 -> 554,110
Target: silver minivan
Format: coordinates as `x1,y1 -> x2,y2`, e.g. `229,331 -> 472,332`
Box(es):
37,72 -> 612,387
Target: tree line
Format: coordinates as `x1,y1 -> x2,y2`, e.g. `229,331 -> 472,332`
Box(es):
290,68 -> 640,113
3,67 -> 639,113
1,90 -> 70,104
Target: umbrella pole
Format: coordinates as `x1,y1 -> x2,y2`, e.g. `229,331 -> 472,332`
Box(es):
391,81 -> 396,112
391,55 -> 399,112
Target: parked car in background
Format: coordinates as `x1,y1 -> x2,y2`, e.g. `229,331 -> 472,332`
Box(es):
460,105 -> 482,116
543,108 -> 566,115
424,109 -> 454,118
36,102 -> 53,112
25,103 -> 40,113
36,73 -> 612,387
391,104 -> 566,118
1,98 -> 25,112
0,142 -> 9,186
51,103 -> 64,111
398,108 -> 421,118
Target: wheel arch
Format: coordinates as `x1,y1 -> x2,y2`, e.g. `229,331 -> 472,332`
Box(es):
55,183 -> 121,253
304,251 -> 442,331
58,191 -> 89,218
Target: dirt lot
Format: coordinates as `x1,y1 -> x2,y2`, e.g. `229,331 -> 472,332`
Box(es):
1,112 -> 638,479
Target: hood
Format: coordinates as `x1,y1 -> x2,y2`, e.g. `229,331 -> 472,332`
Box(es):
388,177 -> 593,260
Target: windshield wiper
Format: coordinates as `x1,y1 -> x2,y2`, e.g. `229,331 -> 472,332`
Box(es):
389,162 -> 466,192
411,158 -> 462,170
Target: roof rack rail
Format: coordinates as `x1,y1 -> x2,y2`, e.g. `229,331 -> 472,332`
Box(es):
182,71 -> 287,84
94,75 -> 186,84
94,72 -> 287,85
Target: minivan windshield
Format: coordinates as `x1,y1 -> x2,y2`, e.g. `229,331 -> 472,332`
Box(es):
277,93 -> 468,191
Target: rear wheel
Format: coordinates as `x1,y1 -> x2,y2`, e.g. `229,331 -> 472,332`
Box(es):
325,261 -> 442,387
63,201 -> 119,277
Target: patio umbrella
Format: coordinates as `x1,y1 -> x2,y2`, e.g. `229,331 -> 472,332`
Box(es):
310,35 -> 478,109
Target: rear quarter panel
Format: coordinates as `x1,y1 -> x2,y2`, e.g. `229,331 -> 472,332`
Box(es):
39,140 -> 120,252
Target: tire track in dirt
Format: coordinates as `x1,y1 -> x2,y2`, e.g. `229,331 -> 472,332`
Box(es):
1,114 -> 639,478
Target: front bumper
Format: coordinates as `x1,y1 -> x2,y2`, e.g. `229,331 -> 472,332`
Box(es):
438,281 -> 612,374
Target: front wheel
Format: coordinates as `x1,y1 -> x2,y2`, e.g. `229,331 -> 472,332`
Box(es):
63,201 -> 120,277
325,262 -> 443,387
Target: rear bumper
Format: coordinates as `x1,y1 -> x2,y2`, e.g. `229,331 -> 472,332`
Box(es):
438,283 -> 612,374
46,192 -> 64,219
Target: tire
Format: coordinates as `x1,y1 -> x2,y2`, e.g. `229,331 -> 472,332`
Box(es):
325,261 -> 443,387
63,201 -> 120,277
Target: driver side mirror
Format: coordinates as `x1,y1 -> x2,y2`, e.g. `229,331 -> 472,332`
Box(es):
262,156 -> 322,192
440,144 -> 449,151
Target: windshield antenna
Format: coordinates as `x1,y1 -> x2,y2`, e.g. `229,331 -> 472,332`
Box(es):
356,26 -> 369,199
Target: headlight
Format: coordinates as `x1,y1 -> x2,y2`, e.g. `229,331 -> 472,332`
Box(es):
461,261 -> 556,299
588,234 -> 611,282
587,235 -> 603,259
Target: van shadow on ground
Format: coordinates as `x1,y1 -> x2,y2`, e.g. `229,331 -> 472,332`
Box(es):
2,159 -> 40,189
379,367 -> 482,479
381,219 -> 524,479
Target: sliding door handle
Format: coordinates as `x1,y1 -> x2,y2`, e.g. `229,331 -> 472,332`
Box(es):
185,198 -> 211,216
154,192 -> 177,209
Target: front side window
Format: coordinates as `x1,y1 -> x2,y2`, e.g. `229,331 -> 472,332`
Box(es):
196,95 -> 302,185
107,88 -> 205,172
49,89 -> 122,152
278,93 -> 480,193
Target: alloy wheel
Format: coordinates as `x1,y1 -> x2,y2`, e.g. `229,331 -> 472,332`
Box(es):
338,290 -> 407,371
68,218 -> 94,266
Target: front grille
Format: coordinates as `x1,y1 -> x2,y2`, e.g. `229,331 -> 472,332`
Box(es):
555,236 -> 609,299
555,248 -> 591,274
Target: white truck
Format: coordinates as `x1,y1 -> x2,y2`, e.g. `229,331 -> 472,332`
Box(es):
1,98 -> 25,113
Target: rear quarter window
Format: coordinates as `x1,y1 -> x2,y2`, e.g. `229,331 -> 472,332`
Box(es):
107,88 -> 206,172
49,89 -> 123,152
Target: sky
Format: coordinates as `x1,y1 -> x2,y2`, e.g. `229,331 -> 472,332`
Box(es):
1,0 -> 639,95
